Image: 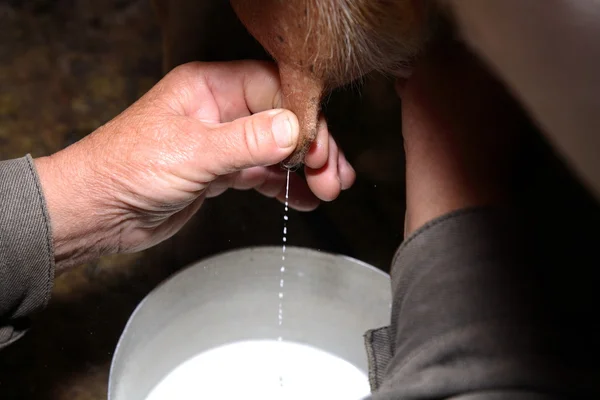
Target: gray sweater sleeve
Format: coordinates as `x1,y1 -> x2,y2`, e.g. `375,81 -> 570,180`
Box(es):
365,208 -> 598,399
0,155 -> 55,350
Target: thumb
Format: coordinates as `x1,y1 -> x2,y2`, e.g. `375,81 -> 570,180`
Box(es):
208,109 -> 300,175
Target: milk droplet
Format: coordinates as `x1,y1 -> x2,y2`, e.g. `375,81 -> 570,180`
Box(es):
277,168 -> 291,385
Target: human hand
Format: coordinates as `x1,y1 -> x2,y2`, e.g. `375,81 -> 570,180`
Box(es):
34,60 -> 355,269
398,42 -> 525,236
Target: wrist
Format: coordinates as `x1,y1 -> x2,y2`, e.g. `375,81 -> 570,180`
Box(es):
34,141 -> 122,270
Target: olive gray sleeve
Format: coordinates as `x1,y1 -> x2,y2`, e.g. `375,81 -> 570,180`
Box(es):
0,155 -> 55,350
365,208 -> 598,399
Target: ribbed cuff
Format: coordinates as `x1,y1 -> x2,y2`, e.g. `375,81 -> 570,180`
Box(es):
0,154 -> 55,349
365,206 -> 521,393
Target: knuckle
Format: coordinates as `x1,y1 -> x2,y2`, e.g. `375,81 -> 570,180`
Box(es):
165,62 -> 205,93
170,61 -> 201,80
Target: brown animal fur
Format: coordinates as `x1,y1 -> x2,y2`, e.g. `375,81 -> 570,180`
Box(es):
230,0 -> 438,168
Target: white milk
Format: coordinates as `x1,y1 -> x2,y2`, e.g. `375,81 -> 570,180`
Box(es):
145,340 -> 371,400
279,169 -> 291,330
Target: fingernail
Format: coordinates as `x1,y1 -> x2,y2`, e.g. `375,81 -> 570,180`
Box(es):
272,111 -> 295,148
273,89 -> 283,108
337,152 -> 345,190
339,154 -> 355,191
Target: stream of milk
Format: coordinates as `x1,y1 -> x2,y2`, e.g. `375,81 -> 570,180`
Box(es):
278,169 -> 290,331
144,170 -> 371,399
277,169 -> 291,385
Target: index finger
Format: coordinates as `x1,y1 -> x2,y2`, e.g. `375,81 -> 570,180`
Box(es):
202,60 -> 283,122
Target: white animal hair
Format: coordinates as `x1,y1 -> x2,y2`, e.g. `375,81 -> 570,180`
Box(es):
306,0 -> 436,87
